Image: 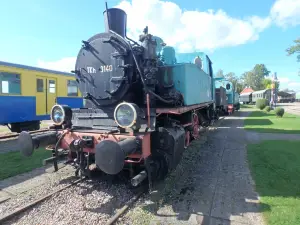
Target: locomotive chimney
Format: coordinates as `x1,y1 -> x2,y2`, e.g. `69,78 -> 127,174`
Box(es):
103,8 -> 127,38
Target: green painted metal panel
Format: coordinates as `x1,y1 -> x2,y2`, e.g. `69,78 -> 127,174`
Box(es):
171,64 -> 213,105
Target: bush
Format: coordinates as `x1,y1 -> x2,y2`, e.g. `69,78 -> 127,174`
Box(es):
256,98 -> 269,110
274,107 -> 285,117
264,106 -> 271,112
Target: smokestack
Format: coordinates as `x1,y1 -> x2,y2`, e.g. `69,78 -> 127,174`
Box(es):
103,8 -> 127,37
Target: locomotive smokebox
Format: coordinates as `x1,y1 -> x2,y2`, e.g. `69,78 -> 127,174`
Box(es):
95,138 -> 137,175
103,8 -> 127,37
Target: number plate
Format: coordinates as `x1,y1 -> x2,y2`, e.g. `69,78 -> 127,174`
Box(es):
100,65 -> 113,73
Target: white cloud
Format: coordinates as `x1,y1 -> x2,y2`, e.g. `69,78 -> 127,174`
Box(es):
278,76 -> 300,91
278,77 -> 290,83
35,0 -> 300,71
270,0 -> 300,27
288,82 -> 300,91
289,82 -> 300,87
115,0 -> 271,52
288,82 -> 300,92
36,57 -> 76,73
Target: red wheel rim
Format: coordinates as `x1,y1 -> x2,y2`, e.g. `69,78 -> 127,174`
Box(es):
192,113 -> 200,139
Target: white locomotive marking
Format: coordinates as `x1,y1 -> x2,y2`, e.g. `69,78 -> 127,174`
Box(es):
100,65 -> 113,72
87,67 -> 97,73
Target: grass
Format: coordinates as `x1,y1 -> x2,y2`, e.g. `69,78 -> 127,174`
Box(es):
0,126 -> 9,133
0,148 -> 52,180
247,140 -> 300,225
244,110 -> 300,134
240,104 -> 255,109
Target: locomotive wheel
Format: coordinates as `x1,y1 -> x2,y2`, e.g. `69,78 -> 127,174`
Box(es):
191,113 -> 200,139
148,152 -> 169,182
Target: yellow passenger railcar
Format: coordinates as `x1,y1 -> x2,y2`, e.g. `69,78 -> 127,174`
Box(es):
0,61 -> 83,132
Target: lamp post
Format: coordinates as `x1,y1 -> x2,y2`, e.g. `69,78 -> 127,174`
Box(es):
272,72 -> 278,108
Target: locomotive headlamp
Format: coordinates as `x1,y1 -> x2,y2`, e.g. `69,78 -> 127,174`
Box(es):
114,102 -> 141,130
50,104 -> 72,125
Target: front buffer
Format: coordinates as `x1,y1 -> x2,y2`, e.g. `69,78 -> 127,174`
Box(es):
18,128 -> 153,188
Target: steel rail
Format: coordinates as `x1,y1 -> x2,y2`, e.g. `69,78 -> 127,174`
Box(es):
0,178 -> 84,224
105,190 -> 145,225
0,129 -> 51,140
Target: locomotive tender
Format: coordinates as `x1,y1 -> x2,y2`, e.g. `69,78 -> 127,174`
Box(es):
18,7 -> 233,189
215,78 -> 240,114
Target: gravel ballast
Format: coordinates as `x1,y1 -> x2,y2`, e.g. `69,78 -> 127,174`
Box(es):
1,166 -> 136,225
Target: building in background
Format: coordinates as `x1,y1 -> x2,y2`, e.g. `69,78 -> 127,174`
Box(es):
240,87 -> 254,95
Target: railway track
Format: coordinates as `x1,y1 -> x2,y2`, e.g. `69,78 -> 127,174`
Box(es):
0,129 -> 51,141
0,178 -> 84,224
0,177 -> 145,225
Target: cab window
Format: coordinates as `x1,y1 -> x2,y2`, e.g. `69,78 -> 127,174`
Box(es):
36,78 -> 44,92
0,71 -> 21,95
49,80 -> 56,93
67,80 -> 78,96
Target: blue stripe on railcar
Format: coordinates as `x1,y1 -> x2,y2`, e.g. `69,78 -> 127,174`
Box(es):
56,97 -> 83,108
0,96 -> 49,124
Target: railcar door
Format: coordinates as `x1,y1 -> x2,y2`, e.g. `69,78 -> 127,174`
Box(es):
47,78 -> 57,114
36,77 -> 47,115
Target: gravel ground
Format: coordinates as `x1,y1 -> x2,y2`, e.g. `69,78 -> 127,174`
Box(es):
0,166 -> 75,217
1,170 -> 136,225
120,111 -> 266,225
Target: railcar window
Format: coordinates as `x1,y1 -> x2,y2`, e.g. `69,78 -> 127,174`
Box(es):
49,80 -> 56,93
67,80 -> 78,96
36,79 -> 44,92
0,72 -> 21,94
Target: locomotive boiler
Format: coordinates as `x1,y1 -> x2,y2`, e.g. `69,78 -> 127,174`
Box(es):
17,6 -> 217,189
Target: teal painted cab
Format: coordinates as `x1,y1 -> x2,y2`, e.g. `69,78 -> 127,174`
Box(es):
214,78 -> 234,104
153,37 -> 214,106
234,92 -> 240,104
171,52 -> 213,105
170,64 -> 212,105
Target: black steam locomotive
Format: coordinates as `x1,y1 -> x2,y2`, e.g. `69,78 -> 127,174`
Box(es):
18,6 -> 217,189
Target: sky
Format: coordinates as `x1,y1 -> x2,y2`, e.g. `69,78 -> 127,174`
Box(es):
0,0 -> 300,91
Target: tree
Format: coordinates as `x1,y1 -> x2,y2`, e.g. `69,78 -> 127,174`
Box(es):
241,64 -> 271,91
275,80 -> 280,90
263,78 -> 272,89
215,69 -> 225,78
286,38 -> 300,62
286,38 -> 300,76
224,72 -> 244,93
262,78 -> 280,90
253,64 -> 271,77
